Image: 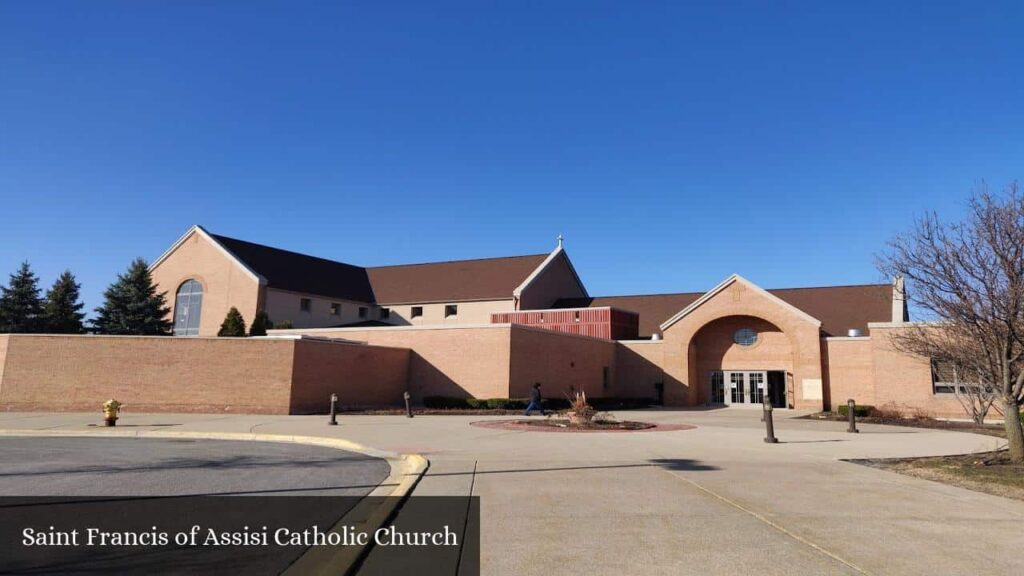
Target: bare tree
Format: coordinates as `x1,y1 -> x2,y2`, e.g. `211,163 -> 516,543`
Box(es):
878,182 -> 1024,463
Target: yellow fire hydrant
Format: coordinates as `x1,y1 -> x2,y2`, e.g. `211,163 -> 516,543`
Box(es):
103,399 -> 122,427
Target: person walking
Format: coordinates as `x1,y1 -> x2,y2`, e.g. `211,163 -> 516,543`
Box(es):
524,383 -> 545,416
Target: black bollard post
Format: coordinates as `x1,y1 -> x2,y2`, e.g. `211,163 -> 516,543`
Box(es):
763,398 -> 778,444
847,398 -> 859,433
328,393 -> 338,426
404,391 -> 414,418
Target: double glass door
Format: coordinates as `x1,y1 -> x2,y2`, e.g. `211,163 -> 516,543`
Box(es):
711,371 -> 767,406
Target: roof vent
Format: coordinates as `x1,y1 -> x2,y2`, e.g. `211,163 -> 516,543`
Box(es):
847,328 -> 862,337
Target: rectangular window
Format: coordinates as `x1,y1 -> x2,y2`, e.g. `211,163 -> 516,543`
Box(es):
444,304 -> 458,318
300,298 -> 312,312
411,306 -> 423,318
330,303 -> 341,316
380,307 -> 390,320
359,307 -> 368,319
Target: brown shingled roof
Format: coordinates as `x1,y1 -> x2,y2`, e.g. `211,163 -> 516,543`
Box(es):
211,234 -> 376,303
367,254 -> 548,304
211,233 -> 547,304
553,284 -> 892,338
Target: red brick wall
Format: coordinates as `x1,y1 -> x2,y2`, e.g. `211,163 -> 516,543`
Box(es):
614,341 -> 665,399
276,326 -> 514,400
289,339 -> 410,413
508,325 -> 616,399
0,335 -> 295,414
823,337 -> 875,411
870,326 -> 968,419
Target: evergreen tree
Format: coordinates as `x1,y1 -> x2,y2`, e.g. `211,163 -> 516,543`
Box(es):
43,270 -> 86,334
218,307 -> 247,337
93,258 -> 172,335
249,310 -> 271,336
0,261 -> 45,333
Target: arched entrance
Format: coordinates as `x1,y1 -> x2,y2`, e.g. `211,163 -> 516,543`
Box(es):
690,315 -> 792,408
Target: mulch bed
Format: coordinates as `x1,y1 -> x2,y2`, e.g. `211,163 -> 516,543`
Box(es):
852,450 -> 1024,501
802,412 -> 1007,438
470,419 -> 696,433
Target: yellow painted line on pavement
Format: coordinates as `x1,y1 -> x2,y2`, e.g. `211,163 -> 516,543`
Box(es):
658,466 -> 873,576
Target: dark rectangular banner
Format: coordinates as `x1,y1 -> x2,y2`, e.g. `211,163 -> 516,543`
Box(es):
0,496 -> 480,575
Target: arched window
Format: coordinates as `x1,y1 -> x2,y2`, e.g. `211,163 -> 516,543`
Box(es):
173,279 -> 203,336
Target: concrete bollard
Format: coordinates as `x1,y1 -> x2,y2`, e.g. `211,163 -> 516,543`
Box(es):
763,399 -> 778,444
328,393 -> 338,426
847,398 -> 859,433
404,391 -> 414,418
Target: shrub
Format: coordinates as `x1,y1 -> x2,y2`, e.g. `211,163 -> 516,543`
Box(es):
273,320 -> 293,330
249,311 -> 271,336
217,307 -> 247,337
869,402 -> 905,419
837,404 -> 874,418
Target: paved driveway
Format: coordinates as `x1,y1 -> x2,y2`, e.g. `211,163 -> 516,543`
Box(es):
0,409 -> 1019,575
0,436 -> 389,496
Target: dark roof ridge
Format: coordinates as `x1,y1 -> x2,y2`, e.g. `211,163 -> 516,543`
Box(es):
367,252 -> 549,270
210,233 -> 365,270
579,282 -> 891,300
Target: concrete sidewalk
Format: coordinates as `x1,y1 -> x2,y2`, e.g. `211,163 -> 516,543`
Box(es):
0,409 -> 1018,575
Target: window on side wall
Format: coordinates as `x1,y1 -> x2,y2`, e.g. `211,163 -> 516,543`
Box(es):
445,304 -> 458,318
931,360 -> 987,395
380,308 -> 390,320
411,306 -> 423,318
330,303 -> 341,316
300,298 -> 312,312
358,307 -> 368,319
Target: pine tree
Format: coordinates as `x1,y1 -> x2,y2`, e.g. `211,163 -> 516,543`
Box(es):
93,258 -> 172,335
249,310 -> 271,336
43,270 -> 86,334
218,307 -> 247,337
0,261 -> 45,333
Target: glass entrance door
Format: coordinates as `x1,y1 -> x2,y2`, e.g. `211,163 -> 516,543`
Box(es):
719,371 -> 768,406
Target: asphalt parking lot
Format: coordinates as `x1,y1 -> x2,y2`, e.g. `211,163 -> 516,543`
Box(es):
0,436 -> 389,496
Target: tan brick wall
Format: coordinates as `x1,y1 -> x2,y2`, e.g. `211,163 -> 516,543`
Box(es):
150,230 -> 263,337
870,326 -> 967,419
382,299 -> 514,326
661,280 -> 824,409
0,334 -> 9,393
275,326 -> 514,400
508,325 -> 616,399
265,288 -> 372,329
614,341 -> 665,399
289,339 -> 410,413
517,252 -> 586,310
822,337 -> 875,411
0,335 -> 294,413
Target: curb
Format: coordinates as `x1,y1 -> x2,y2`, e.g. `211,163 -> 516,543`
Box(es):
0,428 -> 429,576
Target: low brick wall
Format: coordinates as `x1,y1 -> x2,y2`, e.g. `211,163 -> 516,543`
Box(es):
289,338 -> 409,413
0,335 -> 411,414
508,324 -> 617,399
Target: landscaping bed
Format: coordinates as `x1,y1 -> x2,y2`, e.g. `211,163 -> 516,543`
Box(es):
853,450 -> 1024,502
803,412 -> 1007,438
470,419 -> 695,433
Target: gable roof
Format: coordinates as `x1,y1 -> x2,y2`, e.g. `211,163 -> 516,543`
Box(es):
554,283 -> 892,338
210,234 -> 377,303
367,254 -> 548,304
194,229 -> 549,304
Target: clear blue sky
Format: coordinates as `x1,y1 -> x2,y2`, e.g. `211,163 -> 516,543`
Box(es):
1,1 -> 1021,314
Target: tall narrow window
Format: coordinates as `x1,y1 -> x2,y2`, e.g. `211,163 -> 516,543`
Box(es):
359,306 -> 368,319
173,279 -> 203,336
